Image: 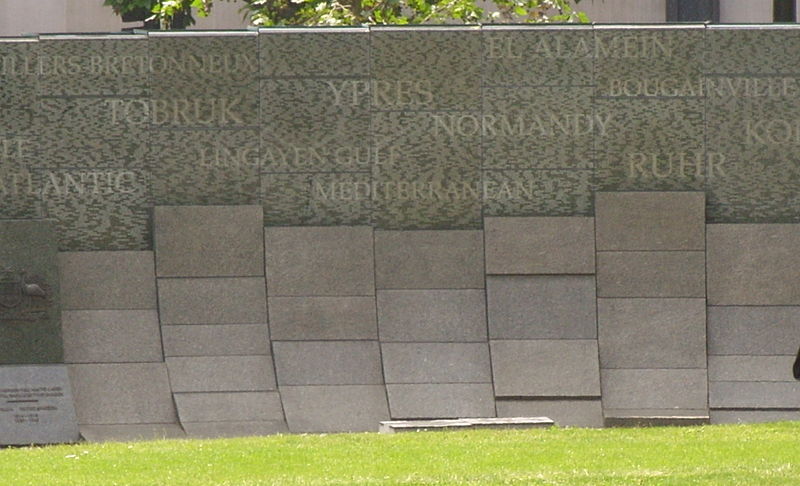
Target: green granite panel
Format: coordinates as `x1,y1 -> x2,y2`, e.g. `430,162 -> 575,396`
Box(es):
259,29 -> 369,77
261,79 -> 369,172
262,173 -> 312,226
372,111 -> 480,229
595,27 -> 704,98
36,97 -> 149,169
482,169 -> 593,217
151,129 -> 260,205
483,86 -> 596,170
483,27 -> 593,86
706,27 -> 800,75
0,220 -> 63,364
595,98 -> 706,191
149,34 -> 258,128
38,36 -> 148,97
371,27 -> 481,111
0,169 -> 44,219
39,169 -> 151,251
309,172 -> 372,225
0,40 -> 38,133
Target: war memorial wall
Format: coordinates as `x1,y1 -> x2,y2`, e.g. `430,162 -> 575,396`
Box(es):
1,24 -> 800,443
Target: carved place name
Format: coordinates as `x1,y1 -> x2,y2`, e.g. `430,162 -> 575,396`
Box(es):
487,34 -> 672,60
0,54 -> 256,76
745,119 -> 800,145
0,170 -> 139,198
197,144 -> 400,169
107,98 -> 244,125
608,77 -> 800,98
313,180 -> 534,202
627,151 -> 726,180
433,113 -> 611,137
327,80 -> 434,107
0,138 -> 27,161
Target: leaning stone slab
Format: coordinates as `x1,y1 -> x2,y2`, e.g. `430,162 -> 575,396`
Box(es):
0,365 -> 80,445
604,416 -> 710,427
379,417 -> 554,433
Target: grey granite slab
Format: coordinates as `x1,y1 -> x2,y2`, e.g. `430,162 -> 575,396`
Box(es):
708,306 -> 800,355
707,224 -> 800,305
490,340 -> 601,397
166,356 -> 277,393
386,383 -> 495,419
173,391 -> 284,423
374,230 -> 484,289
595,192 -> 705,250
79,424 -> 185,442
68,363 -> 177,424
381,343 -> 491,384
182,420 -> 288,439
710,410 -> 800,425
162,324 -> 271,357
62,310 -> 162,364
487,276 -> 597,340
600,368 -> 708,410
155,205 -> 264,278
709,381 -> 800,409
495,398 -> 603,428
273,341 -> 383,386
0,220 -> 62,364
597,298 -> 707,369
708,355 -> 798,382
268,296 -> 377,341
59,251 -> 156,310
484,217 -> 595,275
280,384 -> 389,433
597,251 -> 706,298
0,365 -> 79,445
483,27 -> 593,86
264,226 -> 375,296
377,290 -> 487,342
158,277 -> 267,325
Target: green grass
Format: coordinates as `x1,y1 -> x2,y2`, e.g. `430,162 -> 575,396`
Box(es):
2,422 -> 800,485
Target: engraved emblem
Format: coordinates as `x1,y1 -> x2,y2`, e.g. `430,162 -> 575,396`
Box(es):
0,267 -> 50,321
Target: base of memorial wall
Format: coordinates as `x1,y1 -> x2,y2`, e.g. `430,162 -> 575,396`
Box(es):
31,193 -> 796,441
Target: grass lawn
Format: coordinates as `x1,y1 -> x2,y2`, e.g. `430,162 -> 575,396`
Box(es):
1,422 -> 799,485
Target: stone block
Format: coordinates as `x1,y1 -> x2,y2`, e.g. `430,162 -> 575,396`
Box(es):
374,230 -> 484,289
162,324 -> 270,357
166,356 -> 276,392
597,252 -> 706,298
600,369 -> 708,411
487,276 -> 597,339
264,227 -> 374,296
595,192 -> 705,251
80,424 -> 185,442
708,306 -> 800,355
709,382 -> 800,409
0,365 -> 80,445
273,341 -> 383,385
482,169 -> 594,218
707,224 -> 800,305
597,298 -> 707,369
182,421 -> 288,439
484,217 -> 595,275
268,297 -> 377,340
386,384 -> 496,419
710,410 -> 800,425
280,385 -> 390,433
154,206 -> 265,278
62,310 -> 162,364
59,251 -> 156,310
491,340 -> 601,397
377,290 -> 487,342
0,220 -> 63,364
605,416 -> 709,427
259,28 -> 369,77
495,399 -> 603,428
158,278 -> 267,325
174,392 -> 284,423
709,356 -> 798,382
381,343 -> 491,384
68,363 -> 177,425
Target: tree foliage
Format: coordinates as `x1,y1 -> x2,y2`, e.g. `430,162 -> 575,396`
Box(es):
104,0 -> 587,29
